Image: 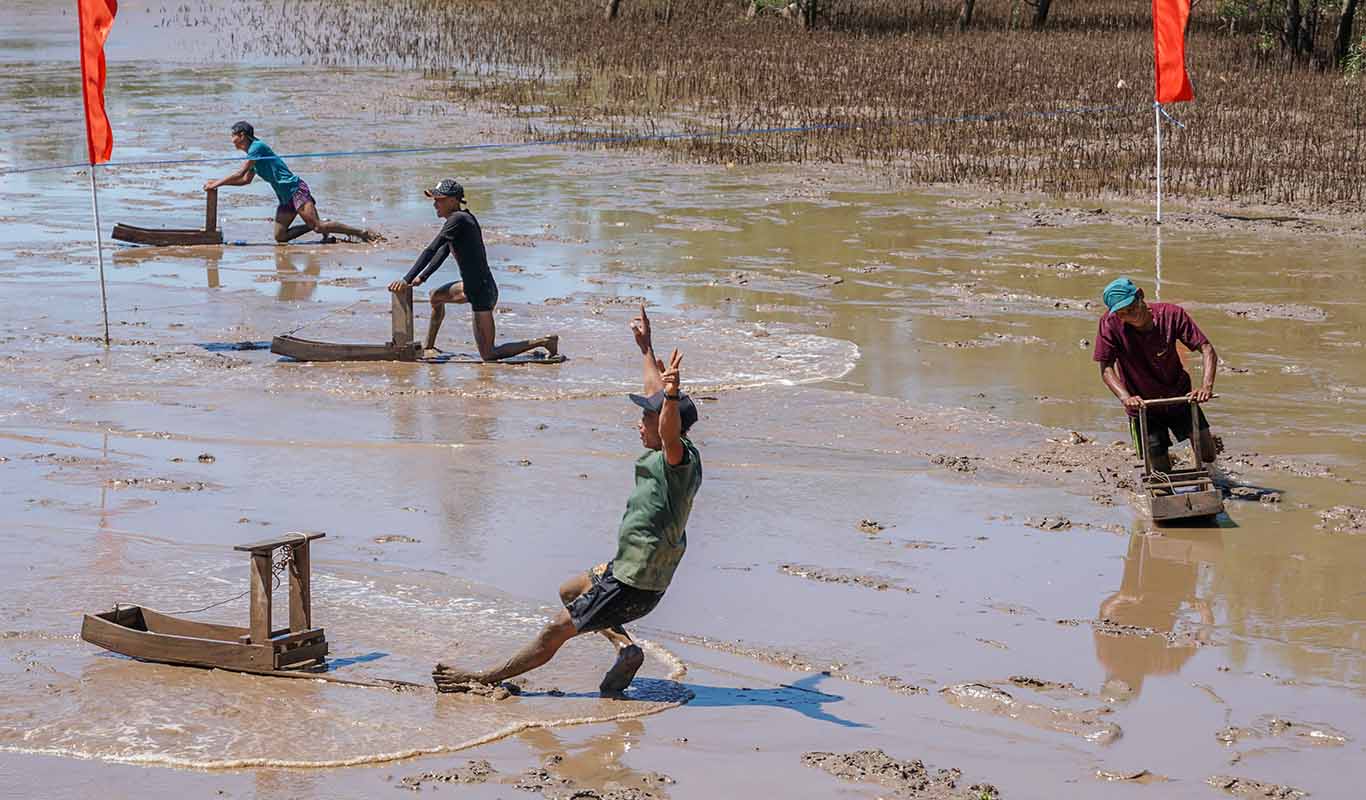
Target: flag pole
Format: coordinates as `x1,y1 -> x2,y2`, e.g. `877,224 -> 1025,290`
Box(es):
1154,223 -> 1163,302
88,163 -> 111,345
1154,101 -> 1163,225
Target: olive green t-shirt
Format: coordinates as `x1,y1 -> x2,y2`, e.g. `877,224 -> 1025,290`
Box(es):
611,438 -> 703,592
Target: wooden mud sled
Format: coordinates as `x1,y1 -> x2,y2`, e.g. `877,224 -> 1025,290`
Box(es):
111,188 -> 225,246
1137,396 -> 1224,523
271,286 -> 421,362
81,532 -> 328,672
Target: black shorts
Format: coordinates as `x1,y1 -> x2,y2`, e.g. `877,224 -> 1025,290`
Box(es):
566,562 -> 664,634
1130,406 -> 1210,456
436,279 -> 498,313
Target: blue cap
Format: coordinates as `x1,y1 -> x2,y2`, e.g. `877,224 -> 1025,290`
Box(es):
1102,277 -> 1140,313
629,391 -> 699,432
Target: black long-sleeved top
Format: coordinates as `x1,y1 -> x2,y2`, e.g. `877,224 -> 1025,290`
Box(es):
403,210 -> 495,299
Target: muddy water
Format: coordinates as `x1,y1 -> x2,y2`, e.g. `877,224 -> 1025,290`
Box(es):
3,1 -> 1366,798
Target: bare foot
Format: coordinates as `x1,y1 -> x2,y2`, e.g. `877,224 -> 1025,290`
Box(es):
422,347 -> 444,359
599,644 -> 644,697
362,229 -> 385,243
319,234 -> 338,244
538,335 -> 560,358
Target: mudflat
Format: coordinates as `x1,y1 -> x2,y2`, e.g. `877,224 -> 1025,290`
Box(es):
3,2 -> 1366,798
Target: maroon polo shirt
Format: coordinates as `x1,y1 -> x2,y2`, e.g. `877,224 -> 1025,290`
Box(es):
1093,302 -> 1210,417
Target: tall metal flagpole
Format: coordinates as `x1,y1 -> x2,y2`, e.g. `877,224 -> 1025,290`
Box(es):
1154,224 -> 1163,302
1154,101 -> 1163,225
88,163 -> 111,345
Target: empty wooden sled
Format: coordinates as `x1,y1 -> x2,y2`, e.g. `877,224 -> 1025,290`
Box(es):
1137,397 -> 1225,523
111,188 -> 225,246
81,532 -> 328,672
271,286 -> 420,362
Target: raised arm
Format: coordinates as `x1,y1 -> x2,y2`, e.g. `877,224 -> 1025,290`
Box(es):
630,304 -> 665,396
204,159 -> 254,191
658,349 -> 686,466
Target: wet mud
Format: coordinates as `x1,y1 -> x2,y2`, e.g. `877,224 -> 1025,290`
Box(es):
801,749 -> 999,799
939,683 -> 1121,744
778,563 -> 914,593
1207,775 -> 1308,799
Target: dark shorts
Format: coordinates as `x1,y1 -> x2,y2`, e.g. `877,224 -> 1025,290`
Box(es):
435,279 -> 498,313
1130,406 -> 1210,456
276,180 -> 316,215
566,561 -> 664,634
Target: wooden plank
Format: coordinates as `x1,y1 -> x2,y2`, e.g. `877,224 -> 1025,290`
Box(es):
276,638 -> 328,669
111,224 -> 224,246
234,530 -> 326,554
81,613 -> 275,671
289,538 -> 311,632
249,553 -> 272,645
270,335 -> 414,363
1150,489 -> 1224,521
391,286 -> 414,350
141,608 -> 248,643
205,188 -> 218,233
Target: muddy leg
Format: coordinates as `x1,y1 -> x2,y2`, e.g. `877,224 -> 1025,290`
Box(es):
433,612 -> 578,690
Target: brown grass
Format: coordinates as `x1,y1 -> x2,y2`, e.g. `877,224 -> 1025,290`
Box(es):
179,0 -> 1365,210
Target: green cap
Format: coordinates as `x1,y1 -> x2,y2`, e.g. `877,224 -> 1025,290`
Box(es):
1102,277 -> 1139,313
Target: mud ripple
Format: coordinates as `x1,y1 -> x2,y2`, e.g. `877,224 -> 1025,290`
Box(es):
1207,775 -> 1308,798
940,683 -> 1120,744
801,749 -> 999,799
778,564 -> 913,593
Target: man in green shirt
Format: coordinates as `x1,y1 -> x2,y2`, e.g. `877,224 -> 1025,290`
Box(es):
433,305 -> 702,696
205,121 -> 381,244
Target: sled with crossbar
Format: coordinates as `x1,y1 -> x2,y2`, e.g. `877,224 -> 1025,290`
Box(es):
111,188 -> 225,246
270,285 -> 420,362
80,532 -> 328,672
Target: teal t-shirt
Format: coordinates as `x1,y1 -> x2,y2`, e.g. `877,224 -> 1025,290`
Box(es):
246,139 -> 301,204
612,438 -> 703,592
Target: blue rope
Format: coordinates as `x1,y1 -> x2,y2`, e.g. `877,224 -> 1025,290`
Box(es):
1156,103 -> 1188,130
0,103 -> 1133,178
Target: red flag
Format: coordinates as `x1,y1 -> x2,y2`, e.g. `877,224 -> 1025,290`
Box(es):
77,0 -> 118,164
1153,0 -> 1194,103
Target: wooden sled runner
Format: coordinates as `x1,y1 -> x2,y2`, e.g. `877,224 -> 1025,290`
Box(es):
111,188 -> 225,246
1137,396 -> 1225,523
271,286 -> 420,362
81,532 -> 328,672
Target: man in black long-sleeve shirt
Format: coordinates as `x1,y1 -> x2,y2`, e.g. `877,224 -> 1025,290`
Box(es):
388,179 -> 558,360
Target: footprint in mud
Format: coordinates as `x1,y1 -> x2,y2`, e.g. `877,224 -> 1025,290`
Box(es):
940,682 -> 1121,744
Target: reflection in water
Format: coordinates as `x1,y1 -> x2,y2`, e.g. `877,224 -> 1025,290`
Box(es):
1094,531 -> 1220,698
519,719 -> 661,793
274,247 -> 321,302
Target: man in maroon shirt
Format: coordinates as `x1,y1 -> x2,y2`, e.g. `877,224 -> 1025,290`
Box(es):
1093,278 -> 1221,474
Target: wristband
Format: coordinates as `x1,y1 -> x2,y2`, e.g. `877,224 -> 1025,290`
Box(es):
664,393 -> 680,401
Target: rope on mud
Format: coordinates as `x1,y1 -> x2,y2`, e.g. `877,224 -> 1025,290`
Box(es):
281,298 -> 371,336
0,102 -> 1136,178
150,544 -> 293,616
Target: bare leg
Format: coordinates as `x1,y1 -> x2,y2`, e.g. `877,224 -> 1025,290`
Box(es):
296,201 -> 381,242
426,300 -> 448,353
433,611 -> 577,689
273,209 -> 313,243
473,311 -> 559,362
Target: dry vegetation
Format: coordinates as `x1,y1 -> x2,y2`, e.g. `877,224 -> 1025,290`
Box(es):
181,0 -> 1364,209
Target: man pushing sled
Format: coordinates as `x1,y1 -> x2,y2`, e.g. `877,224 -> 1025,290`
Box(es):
433,305 -> 702,696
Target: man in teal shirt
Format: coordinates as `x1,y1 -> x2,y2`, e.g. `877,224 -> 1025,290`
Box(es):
433,305 -> 702,696
205,121 -> 380,243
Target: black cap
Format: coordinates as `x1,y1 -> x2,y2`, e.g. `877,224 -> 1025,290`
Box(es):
629,390 -> 699,432
424,178 -> 465,199
230,120 -> 255,139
